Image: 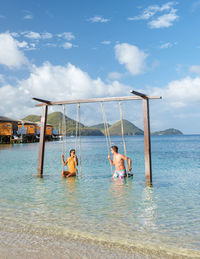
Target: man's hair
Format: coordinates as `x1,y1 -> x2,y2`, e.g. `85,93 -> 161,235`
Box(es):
111,145 -> 118,153
70,149 -> 75,155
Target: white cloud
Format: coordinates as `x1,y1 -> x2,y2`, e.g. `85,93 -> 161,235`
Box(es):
10,32 -> 20,38
189,65 -> 200,75
107,72 -> 123,80
23,10 -> 33,20
57,32 -> 75,41
62,42 -> 73,49
22,31 -> 41,39
1,62 -> 199,133
128,2 -> 178,29
115,43 -> 148,75
0,74 -> 4,83
160,42 -> 173,49
21,31 -> 53,41
88,16 -> 110,23
41,32 -> 53,39
0,62 -> 127,118
24,14 -> 33,20
46,43 -> 57,48
16,40 -> 36,50
30,43 -> 36,49
151,76 -> 200,107
149,9 -> 178,28
101,41 -> 111,45
16,40 -> 29,48
0,33 -> 29,69
129,2 -> 176,20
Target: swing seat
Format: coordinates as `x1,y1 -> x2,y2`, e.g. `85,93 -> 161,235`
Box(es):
127,172 -> 133,177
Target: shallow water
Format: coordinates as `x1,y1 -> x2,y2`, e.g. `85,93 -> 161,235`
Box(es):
0,135 -> 200,258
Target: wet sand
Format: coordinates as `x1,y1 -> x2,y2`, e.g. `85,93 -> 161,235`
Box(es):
0,230 -> 154,259
0,230 -> 195,259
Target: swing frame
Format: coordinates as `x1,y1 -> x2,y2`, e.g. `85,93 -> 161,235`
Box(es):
33,91 -> 161,185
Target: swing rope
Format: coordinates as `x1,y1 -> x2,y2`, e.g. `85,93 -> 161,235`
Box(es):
75,104 -> 79,152
62,104 -> 67,170
77,103 -> 82,177
119,101 -> 129,176
101,102 -> 113,175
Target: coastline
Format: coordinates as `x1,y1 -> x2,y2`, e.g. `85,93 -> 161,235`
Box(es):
0,227 -> 199,259
0,229 -> 152,259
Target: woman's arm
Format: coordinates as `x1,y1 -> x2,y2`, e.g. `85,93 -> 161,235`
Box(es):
62,154 -> 68,166
74,155 -> 78,166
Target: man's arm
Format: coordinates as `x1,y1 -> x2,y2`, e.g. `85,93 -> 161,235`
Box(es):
108,154 -> 114,165
121,154 -> 132,171
127,157 -> 132,172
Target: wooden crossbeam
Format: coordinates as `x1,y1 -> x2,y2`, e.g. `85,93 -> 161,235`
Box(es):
33,95 -> 161,106
32,97 -> 51,104
130,90 -> 147,98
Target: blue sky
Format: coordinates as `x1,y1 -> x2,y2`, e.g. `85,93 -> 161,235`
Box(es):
0,0 -> 200,133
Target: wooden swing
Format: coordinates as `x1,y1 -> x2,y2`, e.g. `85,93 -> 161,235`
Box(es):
33,91 -> 162,185
61,103 -> 82,177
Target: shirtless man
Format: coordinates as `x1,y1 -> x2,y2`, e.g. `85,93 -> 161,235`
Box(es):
108,145 -> 132,178
62,149 -> 78,178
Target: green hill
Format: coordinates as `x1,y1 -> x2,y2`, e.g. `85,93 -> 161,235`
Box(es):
90,123 -> 111,131
23,114 -> 145,136
47,112 -> 84,132
23,114 -> 41,122
108,119 -> 143,136
80,127 -> 104,136
23,112 -> 83,130
152,128 -> 183,135
23,112 -> 103,136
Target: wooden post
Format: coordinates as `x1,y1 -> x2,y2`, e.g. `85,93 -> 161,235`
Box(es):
37,104 -> 48,177
142,98 -> 152,186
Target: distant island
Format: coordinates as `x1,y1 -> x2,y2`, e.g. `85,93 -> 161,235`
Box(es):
151,128 -> 183,135
23,113 -> 183,136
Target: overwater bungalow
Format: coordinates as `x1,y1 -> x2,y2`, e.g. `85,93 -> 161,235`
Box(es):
0,116 -> 19,143
36,123 -> 59,140
17,120 -> 38,142
0,116 -> 57,144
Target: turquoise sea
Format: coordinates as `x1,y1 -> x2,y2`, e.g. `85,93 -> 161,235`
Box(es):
0,135 -> 200,258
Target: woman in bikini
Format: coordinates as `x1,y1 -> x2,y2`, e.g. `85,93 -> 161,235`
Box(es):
62,149 -> 78,178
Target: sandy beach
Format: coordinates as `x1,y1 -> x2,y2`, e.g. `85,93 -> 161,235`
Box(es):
0,230 -> 157,259
1,225 -> 199,259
